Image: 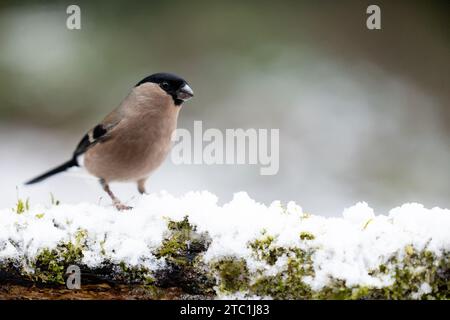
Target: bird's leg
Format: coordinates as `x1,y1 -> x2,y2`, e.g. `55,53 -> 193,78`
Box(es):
137,178 -> 148,195
99,178 -> 132,211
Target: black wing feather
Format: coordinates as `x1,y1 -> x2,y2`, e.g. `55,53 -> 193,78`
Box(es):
73,124 -> 109,157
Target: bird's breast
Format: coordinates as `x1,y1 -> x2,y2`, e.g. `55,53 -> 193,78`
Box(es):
84,108 -> 179,182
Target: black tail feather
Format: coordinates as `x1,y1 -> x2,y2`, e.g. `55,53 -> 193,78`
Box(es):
25,158 -> 78,185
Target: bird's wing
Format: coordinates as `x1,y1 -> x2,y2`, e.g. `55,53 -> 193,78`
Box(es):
73,119 -> 121,158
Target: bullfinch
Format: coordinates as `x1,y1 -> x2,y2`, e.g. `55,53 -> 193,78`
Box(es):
25,73 -> 194,210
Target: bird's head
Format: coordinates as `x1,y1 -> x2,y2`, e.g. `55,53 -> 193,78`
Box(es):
135,73 -> 194,106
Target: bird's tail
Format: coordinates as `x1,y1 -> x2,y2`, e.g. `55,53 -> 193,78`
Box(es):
25,158 -> 78,185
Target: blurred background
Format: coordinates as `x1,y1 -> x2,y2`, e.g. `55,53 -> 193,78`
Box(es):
0,0 -> 449,215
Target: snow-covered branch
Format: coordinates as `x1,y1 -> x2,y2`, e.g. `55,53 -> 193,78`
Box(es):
0,192 -> 449,299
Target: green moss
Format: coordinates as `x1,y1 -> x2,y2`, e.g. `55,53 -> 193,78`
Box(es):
153,216 -> 214,295
212,258 -> 249,292
33,248 -> 66,284
33,243 -> 83,284
248,235 -> 286,265
143,281 -> 166,298
14,198 -> 29,214
318,247 -> 450,300
117,262 -> 153,284
314,284 -> 375,300
250,246 -> 315,299
371,248 -> 450,300
378,264 -> 388,274
214,235 -> 449,299
211,234 -> 316,298
312,279 -> 354,299
167,216 -> 194,232
155,216 -> 208,266
299,232 -> 315,241
75,229 -> 88,244
1,210 -> 447,299
31,229 -> 87,285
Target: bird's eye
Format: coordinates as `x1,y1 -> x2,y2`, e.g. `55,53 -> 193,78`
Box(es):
161,81 -> 170,90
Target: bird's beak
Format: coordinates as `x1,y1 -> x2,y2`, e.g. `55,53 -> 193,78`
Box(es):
177,84 -> 194,101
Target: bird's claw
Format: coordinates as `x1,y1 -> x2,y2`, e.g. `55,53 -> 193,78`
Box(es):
114,202 -> 133,211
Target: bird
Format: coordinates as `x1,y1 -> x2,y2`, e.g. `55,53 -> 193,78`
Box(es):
25,72 -> 194,210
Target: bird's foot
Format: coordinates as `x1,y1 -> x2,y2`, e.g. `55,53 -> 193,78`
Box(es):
114,202 -> 133,211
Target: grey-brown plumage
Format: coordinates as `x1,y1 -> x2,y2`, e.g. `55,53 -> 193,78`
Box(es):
25,73 -> 194,210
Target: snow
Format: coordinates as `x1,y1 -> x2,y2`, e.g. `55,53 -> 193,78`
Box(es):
0,191 -> 449,291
